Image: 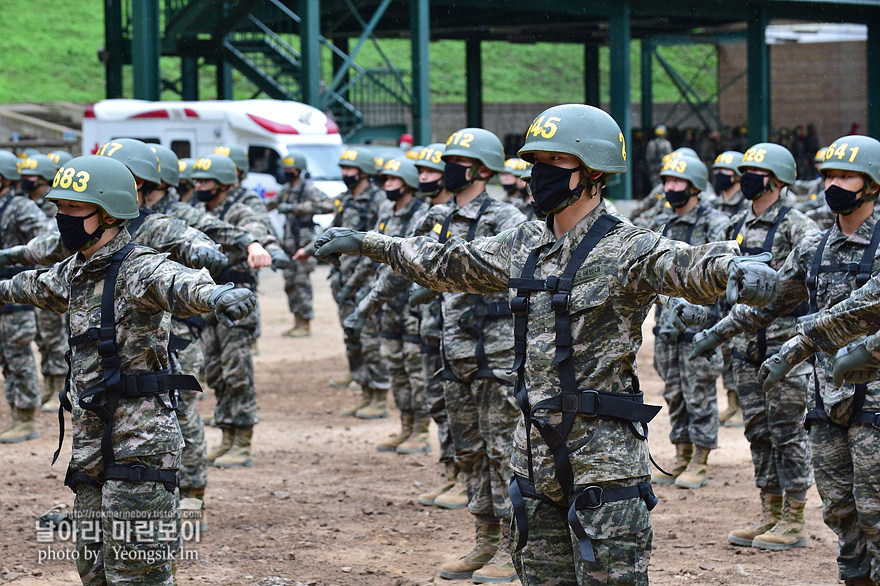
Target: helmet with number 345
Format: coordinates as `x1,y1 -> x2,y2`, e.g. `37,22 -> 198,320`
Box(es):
517,104 -> 627,175
47,155 -> 139,219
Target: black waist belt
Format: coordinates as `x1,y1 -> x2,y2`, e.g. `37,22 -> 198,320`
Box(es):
731,346 -> 762,366
217,269 -> 256,285
421,344 -> 440,355
173,315 -> 207,339
852,411 -> 880,428
0,265 -> 33,279
529,389 -> 661,426
509,475 -> 657,562
168,334 -> 191,353
104,463 -> 178,493
677,332 -> 697,343
0,303 -> 33,314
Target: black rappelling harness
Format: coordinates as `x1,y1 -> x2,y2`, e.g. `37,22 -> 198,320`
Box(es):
803,220 -> 880,432
283,183 -> 318,251
731,206 -> 809,363
0,194 -> 36,314
55,242 -> 202,493
436,197 -> 513,381
505,214 -> 660,562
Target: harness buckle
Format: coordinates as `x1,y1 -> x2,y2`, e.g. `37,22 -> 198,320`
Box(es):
510,296 -> 529,316
579,390 -> 600,418
579,485 -> 604,509
551,292 -> 570,313
127,463 -> 148,482
544,275 -> 559,291
872,412 -> 880,429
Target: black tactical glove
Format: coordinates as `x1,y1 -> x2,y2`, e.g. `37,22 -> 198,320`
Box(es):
668,298 -> 710,331
314,228 -> 366,267
727,251 -> 778,307
209,283 -> 256,327
832,342 -> 880,387
270,249 -> 293,270
191,246 -> 228,273
759,354 -> 792,392
409,286 -> 437,306
343,308 -> 368,335
689,329 -> 723,360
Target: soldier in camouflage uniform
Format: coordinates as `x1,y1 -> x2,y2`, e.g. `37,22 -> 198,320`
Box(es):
691,143 -> 820,551
314,104 -> 780,586
192,153 -> 287,468
0,154 -> 256,586
630,147 -> 700,229
266,150 -> 335,337
345,158 -> 431,452
499,157 -> 533,215
711,151 -> 747,427
177,157 -> 196,204
740,135 -> 880,584
0,151 -> 46,443
647,155 -> 729,488
46,150 -> 73,167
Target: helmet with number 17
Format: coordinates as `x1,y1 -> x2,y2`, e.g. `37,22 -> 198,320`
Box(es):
46,155 -> 139,219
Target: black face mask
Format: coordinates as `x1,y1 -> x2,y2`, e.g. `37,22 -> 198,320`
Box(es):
56,209 -> 103,252
284,171 -> 300,184
196,188 -> 219,202
529,200 -> 545,220
740,171 -> 769,200
518,186 -> 531,200
824,184 -> 865,215
529,162 -> 582,215
177,181 -> 191,194
443,162 -> 473,193
419,178 -> 442,198
502,183 -> 518,196
385,188 -> 404,202
20,178 -> 37,192
342,174 -> 360,189
713,172 -> 735,193
664,188 -> 691,209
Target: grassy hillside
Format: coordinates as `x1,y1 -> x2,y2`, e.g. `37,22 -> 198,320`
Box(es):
0,0 -> 715,105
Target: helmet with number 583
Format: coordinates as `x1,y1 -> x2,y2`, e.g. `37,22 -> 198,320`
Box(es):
518,104 -> 627,174
47,155 -> 139,219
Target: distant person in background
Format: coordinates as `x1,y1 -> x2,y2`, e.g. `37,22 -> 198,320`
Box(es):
645,125 -> 673,188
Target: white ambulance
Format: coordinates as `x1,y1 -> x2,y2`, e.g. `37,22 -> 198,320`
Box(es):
81,99 -> 346,206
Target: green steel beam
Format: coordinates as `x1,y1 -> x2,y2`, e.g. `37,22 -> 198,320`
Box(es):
104,0 -> 123,98
584,45 -> 600,107
331,37 -> 349,105
131,0 -> 161,100
869,23 -> 880,139
640,39 -> 653,131
217,60 -> 233,100
466,38 -> 483,128
652,47 -> 719,129
299,0 -> 322,107
747,6 -> 770,144
608,1 -> 632,200
326,0 -> 393,97
181,57 -> 199,101
410,0 -> 431,144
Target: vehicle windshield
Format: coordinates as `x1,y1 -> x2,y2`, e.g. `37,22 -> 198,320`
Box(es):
289,144 -> 345,181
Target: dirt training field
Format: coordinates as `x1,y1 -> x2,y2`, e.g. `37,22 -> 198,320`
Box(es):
0,266 -> 840,585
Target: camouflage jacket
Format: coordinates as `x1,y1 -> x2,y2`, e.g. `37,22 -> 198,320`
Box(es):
722,197 -> 820,360
151,188 -> 253,253
361,199 -> 739,496
30,190 -> 58,218
267,179 -> 335,254
0,229 -> 218,480
715,189 -> 747,217
330,182 -> 386,281
0,190 -> 47,253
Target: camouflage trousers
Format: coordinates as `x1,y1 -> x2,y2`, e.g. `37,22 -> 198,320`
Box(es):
171,330 -> 208,491
510,476 -> 653,585
0,308 -> 40,410
380,306 -> 426,415
282,257 -> 316,320
654,338 -> 721,448
721,340 -> 736,392
331,276 -> 365,384
423,348 -> 453,463
809,421 -> 880,583
35,307 -> 68,377
202,302 -> 259,428
73,453 -> 180,586
733,353 -> 813,493
444,353 -> 519,519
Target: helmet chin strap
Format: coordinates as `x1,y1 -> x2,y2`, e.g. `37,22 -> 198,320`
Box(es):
546,168 -> 605,215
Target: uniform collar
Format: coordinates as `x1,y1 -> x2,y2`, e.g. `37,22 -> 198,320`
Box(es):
543,199 -> 609,255
669,203 -> 704,225
392,195 -> 423,217
829,205 -> 880,247
453,190 -> 490,219
73,229 -> 132,273
746,196 -> 786,224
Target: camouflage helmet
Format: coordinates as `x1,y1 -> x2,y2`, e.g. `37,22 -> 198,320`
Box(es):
150,144 -> 180,187
379,157 -> 419,190
820,135 -> 880,188
503,157 -> 531,178
18,154 -> 57,181
46,155 -> 139,219
282,150 -> 309,171
413,143 -> 446,172
338,147 -> 377,176
0,150 -> 21,181
443,128 -> 506,173
178,158 -> 195,182
712,151 -> 744,176
97,138 -> 162,184
46,150 -> 74,166
660,154 -> 708,192
518,104 -> 627,174
191,154 -> 239,186
213,145 -> 249,176
737,143 -> 797,185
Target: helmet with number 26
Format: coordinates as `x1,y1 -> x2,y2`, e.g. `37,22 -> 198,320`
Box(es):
47,155 -> 139,219
518,104 -> 627,174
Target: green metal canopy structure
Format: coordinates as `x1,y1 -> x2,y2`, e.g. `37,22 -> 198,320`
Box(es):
105,0 -> 880,199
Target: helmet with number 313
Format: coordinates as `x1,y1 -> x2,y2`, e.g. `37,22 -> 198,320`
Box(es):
517,104 -> 627,174
47,155 -> 140,219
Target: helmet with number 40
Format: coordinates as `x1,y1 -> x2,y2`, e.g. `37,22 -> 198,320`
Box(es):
517,104 -> 627,174
47,155 -> 139,219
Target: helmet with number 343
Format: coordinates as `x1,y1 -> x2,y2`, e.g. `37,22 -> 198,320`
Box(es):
518,104 -> 627,174
47,155 -> 140,219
